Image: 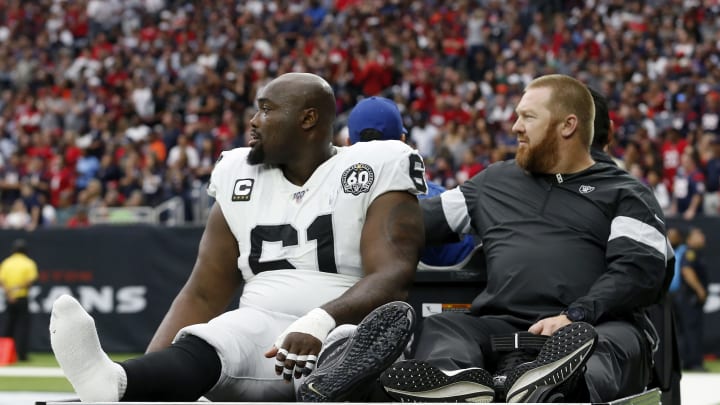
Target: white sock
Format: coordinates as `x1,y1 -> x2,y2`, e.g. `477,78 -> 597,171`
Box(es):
50,294 -> 127,402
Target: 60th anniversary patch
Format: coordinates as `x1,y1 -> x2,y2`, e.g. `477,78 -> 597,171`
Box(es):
341,163 -> 374,195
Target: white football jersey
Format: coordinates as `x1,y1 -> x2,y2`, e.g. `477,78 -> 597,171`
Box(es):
207,140 -> 427,315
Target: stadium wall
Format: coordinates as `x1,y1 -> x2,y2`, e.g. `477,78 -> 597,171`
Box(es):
0,220 -> 717,355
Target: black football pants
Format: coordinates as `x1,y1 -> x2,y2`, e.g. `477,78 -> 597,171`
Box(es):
413,312 -> 652,402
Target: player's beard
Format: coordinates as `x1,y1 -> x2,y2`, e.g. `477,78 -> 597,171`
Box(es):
247,144 -> 265,165
516,125 -> 560,174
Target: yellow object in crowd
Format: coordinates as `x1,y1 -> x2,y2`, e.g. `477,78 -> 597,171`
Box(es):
0,252 -> 38,301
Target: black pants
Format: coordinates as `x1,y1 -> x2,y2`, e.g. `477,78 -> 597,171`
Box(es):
413,312 -> 652,402
673,293 -> 705,369
2,297 -> 31,360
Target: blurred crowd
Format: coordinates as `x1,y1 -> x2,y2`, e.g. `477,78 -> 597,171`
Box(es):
0,0 -> 720,229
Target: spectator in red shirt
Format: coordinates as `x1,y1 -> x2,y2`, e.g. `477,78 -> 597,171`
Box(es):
66,205 -> 90,228
456,149 -> 484,185
48,156 -> 75,208
661,128 -> 688,192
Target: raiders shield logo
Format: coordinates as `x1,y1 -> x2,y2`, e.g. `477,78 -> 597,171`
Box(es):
232,179 -> 254,201
579,185 -> 595,194
341,163 -> 374,195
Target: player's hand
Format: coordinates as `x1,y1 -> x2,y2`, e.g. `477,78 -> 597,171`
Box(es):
263,308 -> 335,382
528,314 -> 571,336
264,332 -> 322,381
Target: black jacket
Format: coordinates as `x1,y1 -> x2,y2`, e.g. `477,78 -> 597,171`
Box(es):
422,160 -> 669,325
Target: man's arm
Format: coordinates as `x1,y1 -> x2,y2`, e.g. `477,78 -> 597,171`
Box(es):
681,265 -> 707,303
567,194 -> 668,325
322,190 -> 424,324
420,180 -> 480,246
531,191 -> 669,335
146,203 -> 243,353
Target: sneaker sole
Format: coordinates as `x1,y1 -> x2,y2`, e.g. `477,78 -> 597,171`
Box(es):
297,301 -> 415,402
381,360 -> 495,403
505,322 -> 597,403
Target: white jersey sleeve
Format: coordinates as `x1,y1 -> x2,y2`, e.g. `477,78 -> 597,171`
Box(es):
339,140 -> 427,203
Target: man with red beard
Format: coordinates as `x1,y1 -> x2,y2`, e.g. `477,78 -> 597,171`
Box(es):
383,74 -> 669,403
306,75 -> 670,404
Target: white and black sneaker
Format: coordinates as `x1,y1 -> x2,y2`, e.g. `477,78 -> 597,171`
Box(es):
504,322 -> 597,403
297,301 -> 416,402
380,360 -> 495,403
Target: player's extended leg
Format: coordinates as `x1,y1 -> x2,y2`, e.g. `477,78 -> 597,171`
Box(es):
50,294 -> 221,402
50,294 -> 127,401
297,301 -> 416,402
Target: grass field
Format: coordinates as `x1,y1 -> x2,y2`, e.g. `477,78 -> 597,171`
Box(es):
0,353 -> 140,392
0,353 -> 720,392
1,353 -> 720,392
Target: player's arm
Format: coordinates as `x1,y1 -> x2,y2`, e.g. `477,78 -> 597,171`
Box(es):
146,203 -> 243,353
323,190 -> 424,324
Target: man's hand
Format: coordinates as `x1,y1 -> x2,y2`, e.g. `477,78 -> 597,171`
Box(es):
264,308 -> 335,382
264,333 -> 322,381
528,314 -> 572,336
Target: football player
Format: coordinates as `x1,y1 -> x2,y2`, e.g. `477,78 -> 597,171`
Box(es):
49,72 -> 425,402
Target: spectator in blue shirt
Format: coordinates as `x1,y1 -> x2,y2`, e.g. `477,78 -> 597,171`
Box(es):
345,97 -> 476,267
75,147 -> 100,191
671,148 -> 705,220
667,227 -> 686,293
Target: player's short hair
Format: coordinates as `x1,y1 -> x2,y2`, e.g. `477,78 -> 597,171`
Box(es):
356,128 -> 386,142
